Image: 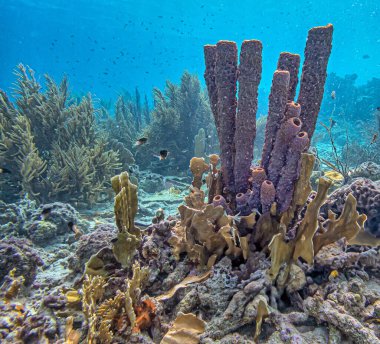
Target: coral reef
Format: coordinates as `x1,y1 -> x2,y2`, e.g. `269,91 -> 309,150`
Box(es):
1,23 -> 380,344
161,313 -> 205,344
111,171 -> 140,268
139,219 -> 178,292
98,93 -> 139,167
304,276 -> 380,344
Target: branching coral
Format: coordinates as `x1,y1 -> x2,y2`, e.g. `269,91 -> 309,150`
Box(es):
0,64 -> 121,203
82,262 -> 151,343
99,94 -> 138,167
136,71 -> 215,173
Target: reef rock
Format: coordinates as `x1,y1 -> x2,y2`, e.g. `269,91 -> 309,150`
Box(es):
0,197 -> 37,238
0,237 -> 44,286
351,161 -> 380,181
68,223 -> 117,273
140,220 -> 178,292
139,172 -> 166,193
26,202 -> 81,245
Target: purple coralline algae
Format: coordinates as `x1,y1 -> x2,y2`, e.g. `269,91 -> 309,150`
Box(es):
0,237 -> 44,286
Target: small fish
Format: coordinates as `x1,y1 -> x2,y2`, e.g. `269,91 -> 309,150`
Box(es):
370,133 -> 378,145
0,167 -> 11,174
330,90 -> 336,99
134,137 -> 148,146
40,207 -> 52,220
376,107 -> 380,111
14,304 -> 25,313
331,119 -> 337,128
362,54 -> 370,59
154,150 -> 169,160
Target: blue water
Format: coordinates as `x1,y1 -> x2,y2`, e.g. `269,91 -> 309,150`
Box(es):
1,0 -> 379,104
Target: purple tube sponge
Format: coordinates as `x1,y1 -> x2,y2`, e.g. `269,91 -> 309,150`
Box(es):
213,194 -> 227,208
276,131 -> 310,213
277,52 -> 301,101
298,24 -> 333,140
267,117 -> 302,186
236,192 -> 249,207
260,180 -> 276,214
236,191 -> 252,215
284,101 -> 301,120
215,41 -> 238,192
261,70 -> 290,172
234,40 -> 262,193
248,167 -> 267,211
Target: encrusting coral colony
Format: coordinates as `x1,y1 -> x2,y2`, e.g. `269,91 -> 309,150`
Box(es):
0,24 -> 380,344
